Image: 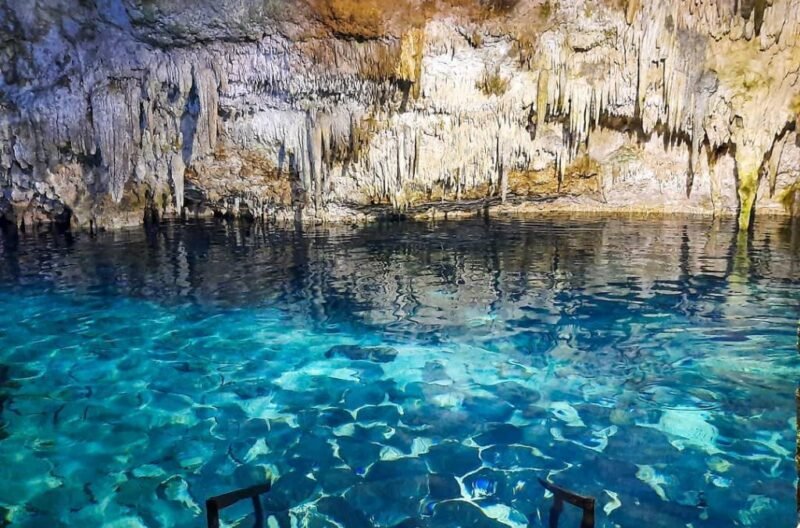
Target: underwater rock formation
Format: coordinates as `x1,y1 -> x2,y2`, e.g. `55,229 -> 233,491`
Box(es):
1,0 -> 799,229
325,345 -> 399,363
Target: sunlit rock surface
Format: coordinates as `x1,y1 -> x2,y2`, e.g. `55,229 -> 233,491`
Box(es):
1,0 -> 800,228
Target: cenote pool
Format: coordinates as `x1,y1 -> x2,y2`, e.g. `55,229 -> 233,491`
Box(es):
0,216 -> 798,527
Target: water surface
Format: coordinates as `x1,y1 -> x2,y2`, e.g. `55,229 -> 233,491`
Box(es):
0,216 -> 798,527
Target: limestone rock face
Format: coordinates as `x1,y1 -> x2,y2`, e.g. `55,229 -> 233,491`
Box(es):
1,0 -> 799,229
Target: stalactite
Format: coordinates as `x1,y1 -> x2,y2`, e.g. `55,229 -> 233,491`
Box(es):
170,154 -> 185,211
768,135 -> 787,197
626,0 -> 641,25
311,118 -> 323,209
704,143 -> 720,216
536,70 -> 549,138
735,147 -> 761,231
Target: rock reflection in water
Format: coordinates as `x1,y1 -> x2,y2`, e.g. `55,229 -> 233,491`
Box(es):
0,216 -> 797,527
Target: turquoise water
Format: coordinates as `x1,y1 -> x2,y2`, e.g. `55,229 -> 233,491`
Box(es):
0,217 -> 798,527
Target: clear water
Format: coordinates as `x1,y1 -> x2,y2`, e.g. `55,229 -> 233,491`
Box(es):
0,216 -> 798,528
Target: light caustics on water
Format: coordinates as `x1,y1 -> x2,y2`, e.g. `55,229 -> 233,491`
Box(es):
0,217 -> 798,527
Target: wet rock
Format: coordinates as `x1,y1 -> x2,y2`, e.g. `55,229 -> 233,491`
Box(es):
325,345 -> 399,363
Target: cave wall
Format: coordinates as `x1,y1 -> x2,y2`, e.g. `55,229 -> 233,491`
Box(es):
1,0 -> 799,229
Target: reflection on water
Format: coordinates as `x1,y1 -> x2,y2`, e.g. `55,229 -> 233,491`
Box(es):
0,216 -> 798,527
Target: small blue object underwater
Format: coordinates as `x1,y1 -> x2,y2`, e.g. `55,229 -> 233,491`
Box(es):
0,217 -> 797,527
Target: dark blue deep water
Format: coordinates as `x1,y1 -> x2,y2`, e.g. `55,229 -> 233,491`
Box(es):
0,216 -> 798,527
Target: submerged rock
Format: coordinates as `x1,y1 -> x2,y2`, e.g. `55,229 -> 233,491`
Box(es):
491,381 -> 541,409
640,409 -> 721,454
431,500 -> 507,528
356,405 -> 402,426
315,496 -> 372,526
366,457 -> 429,483
480,444 -> 559,471
345,476 -> 428,527
427,474 -> 461,501
462,396 -> 515,424
325,345 -> 399,363
315,467 -> 360,495
425,440 -> 482,475
158,476 -> 202,516
335,437 -> 383,471
262,471 -> 317,513
131,464 -> 166,479
474,423 -> 523,446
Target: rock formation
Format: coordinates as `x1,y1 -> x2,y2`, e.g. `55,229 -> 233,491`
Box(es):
1,0 -> 799,229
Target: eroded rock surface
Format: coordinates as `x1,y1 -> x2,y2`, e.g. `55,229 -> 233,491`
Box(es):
1,0 -> 799,229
